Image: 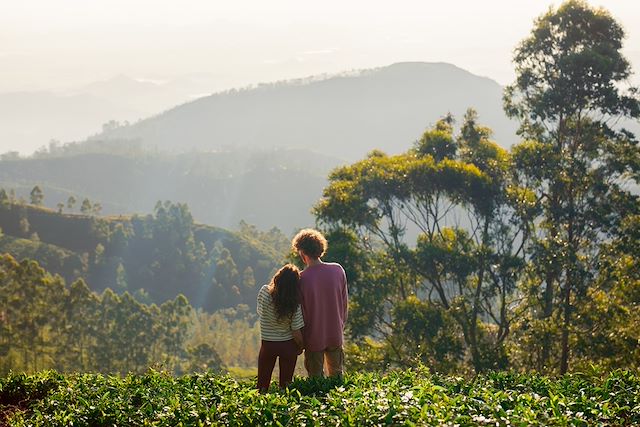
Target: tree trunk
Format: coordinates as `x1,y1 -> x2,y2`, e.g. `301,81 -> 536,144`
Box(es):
560,277 -> 570,374
469,218 -> 491,373
540,272 -> 555,370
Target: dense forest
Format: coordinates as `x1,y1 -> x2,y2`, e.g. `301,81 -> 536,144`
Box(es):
0,252 -> 261,375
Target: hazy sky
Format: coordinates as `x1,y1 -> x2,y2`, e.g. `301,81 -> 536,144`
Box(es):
2,0 -> 639,93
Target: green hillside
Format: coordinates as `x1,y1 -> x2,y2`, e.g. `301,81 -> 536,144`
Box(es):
0,200 -> 285,311
0,234 -> 84,281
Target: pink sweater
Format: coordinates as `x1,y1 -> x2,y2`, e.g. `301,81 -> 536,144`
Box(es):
299,262 -> 348,352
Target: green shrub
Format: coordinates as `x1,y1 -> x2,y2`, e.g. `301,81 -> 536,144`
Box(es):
2,367 -> 639,426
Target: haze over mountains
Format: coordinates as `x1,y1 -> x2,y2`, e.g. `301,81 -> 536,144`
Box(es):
2,62 -> 523,232
0,74 -> 220,154
94,62 -> 519,160
0,149 -> 336,232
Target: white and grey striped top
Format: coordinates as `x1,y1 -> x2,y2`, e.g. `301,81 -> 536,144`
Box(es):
257,284 -> 304,341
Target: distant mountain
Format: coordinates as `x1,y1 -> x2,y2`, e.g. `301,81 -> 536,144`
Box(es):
0,75 -> 214,155
0,90 -> 143,154
74,75 -> 206,118
94,62 -> 520,160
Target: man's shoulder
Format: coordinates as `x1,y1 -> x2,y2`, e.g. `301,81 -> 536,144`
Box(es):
301,262 -> 344,275
320,261 -> 345,271
325,262 -> 346,275
324,262 -> 343,267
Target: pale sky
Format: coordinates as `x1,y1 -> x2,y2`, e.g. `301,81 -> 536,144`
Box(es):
1,0 -> 639,93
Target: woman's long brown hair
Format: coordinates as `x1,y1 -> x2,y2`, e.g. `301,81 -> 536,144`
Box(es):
268,264 -> 300,320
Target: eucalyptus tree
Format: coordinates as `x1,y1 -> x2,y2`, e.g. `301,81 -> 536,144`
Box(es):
127,201 -> 208,304
67,195 -> 76,210
0,254 -> 66,372
118,292 -> 156,371
573,215 -> 640,369
316,112 -> 527,372
93,289 -> 125,373
80,198 -> 92,214
159,295 -> 193,373
504,0 -> 640,373
63,279 -> 100,371
0,254 -> 21,372
29,185 -> 44,206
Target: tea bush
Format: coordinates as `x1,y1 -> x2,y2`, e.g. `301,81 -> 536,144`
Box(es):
2,367 -> 639,426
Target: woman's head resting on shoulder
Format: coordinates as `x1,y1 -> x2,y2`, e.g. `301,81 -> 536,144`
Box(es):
268,264 -> 300,320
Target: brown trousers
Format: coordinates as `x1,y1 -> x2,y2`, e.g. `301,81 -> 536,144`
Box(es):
304,346 -> 344,378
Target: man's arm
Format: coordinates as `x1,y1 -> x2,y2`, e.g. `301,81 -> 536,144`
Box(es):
342,269 -> 348,324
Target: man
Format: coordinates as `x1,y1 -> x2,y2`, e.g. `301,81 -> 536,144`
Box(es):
292,228 -> 348,377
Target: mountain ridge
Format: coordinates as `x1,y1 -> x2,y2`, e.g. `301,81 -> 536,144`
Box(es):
92,61 -> 519,160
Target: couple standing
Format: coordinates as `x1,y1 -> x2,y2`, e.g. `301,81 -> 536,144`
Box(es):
256,229 -> 348,391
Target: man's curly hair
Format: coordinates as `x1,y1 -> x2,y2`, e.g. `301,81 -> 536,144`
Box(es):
291,228 -> 328,259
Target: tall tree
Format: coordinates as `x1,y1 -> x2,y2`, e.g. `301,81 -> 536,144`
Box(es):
504,0 -> 640,373
30,186 -> 44,206
316,113 -> 526,373
80,198 -> 92,215
67,196 -> 77,210
159,295 -> 193,373
63,279 -> 100,371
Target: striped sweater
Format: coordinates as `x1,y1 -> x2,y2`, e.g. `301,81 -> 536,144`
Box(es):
257,284 -> 304,341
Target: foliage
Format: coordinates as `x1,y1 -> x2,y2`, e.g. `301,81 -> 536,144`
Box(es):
188,306 -> 260,370
29,186 -> 43,206
315,112 -> 524,373
0,0 -> 639,382
0,199 -> 280,312
237,220 -> 291,259
504,0 -> 640,373
313,0 -> 640,376
0,254 -> 222,376
0,234 -> 84,278
2,368 -> 640,426
572,215 -> 640,370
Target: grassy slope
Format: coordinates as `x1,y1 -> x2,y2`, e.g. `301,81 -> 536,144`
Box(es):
0,202 -> 280,271
0,203 -> 104,254
2,368 -> 639,426
0,202 -> 282,307
0,235 -> 82,273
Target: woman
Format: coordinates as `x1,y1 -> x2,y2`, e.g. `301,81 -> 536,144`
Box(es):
256,264 -> 304,392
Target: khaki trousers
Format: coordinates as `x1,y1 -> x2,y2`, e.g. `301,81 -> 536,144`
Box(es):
304,346 -> 344,378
